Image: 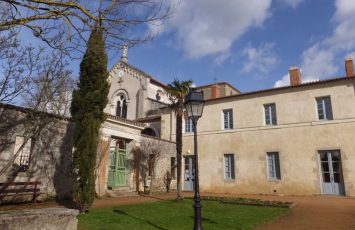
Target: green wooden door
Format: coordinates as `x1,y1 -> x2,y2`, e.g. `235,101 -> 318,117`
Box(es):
107,147 -> 127,187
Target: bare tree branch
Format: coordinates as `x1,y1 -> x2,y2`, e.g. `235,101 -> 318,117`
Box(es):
0,30 -> 74,116
0,0 -> 176,54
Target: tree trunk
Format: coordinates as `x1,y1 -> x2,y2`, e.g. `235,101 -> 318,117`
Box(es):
134,149 -> 141,192
176,110 -> 183,201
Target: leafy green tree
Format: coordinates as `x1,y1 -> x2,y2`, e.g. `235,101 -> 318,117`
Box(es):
166,79 -> 192,201
70,25 -> 109,212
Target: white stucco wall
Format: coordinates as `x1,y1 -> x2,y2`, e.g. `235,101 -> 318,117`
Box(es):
161,78 -> 355,196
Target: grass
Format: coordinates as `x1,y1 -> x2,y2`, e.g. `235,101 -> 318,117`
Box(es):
78,199 -> 287,230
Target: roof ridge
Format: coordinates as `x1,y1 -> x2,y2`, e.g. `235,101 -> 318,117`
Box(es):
195,81 -> 241,93
110,61 -> 168,89
205,76 -> 355,102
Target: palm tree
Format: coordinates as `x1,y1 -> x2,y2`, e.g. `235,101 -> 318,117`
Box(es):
166,79 -> 193,201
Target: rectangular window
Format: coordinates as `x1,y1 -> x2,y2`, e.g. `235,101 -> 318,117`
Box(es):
13,136 -> 32,172
224,154 -> 235,179
223,109 -> 233,129
170,157 -> 176,179
267,152 -> 281,180
185,118 -> 193,133
316,96 -> 333,120
264,103 -> 277,125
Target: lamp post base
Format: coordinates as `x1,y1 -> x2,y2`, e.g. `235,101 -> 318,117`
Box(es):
193,194 -> 202,230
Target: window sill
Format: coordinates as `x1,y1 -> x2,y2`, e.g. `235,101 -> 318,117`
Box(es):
268,179 -> 281,182
312,119 -> 336,126
224,179 -> 236,183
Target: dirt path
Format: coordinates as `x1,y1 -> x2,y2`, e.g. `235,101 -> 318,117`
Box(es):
197,193 -> 355,230
248,195 -> 355,230
2,193 -> 355,229
92,193 -> 177,208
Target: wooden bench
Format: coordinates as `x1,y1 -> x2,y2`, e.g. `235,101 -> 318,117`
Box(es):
0,181 -> 42,203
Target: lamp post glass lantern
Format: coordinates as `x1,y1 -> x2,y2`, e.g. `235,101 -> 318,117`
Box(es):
184,91 -> 204,230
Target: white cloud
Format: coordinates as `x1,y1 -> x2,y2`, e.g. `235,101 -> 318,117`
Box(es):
214,51 -> 231,66
274,0 -> 355,87
273,71 -> 319,88
345,52 -> 355,59
146,20 -> 163,37
279,0 -> 303,8
274,73 -> 290,87
330,21 -> 355,49
301,43 -> 338,80
334,0 -> 355,21
161,0 -> 272,59
242,43 -> 279,74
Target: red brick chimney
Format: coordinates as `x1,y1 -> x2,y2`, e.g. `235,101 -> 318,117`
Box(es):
289,67 -> 302,86
345,58 -> 354,77
211,84 -> 220,99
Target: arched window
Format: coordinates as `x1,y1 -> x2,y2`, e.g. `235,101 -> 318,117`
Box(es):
141,128 -> 157,137
116,94 -> 127,118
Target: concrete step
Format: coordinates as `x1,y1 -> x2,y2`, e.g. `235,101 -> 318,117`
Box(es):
108,186 -> 130,191
106,188 -> 138,197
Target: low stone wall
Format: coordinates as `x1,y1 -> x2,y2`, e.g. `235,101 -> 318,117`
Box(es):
0,104 -> 75,201
0,208 -> 79,230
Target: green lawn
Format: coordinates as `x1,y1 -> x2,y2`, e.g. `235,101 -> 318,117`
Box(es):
78,199 -> 287,230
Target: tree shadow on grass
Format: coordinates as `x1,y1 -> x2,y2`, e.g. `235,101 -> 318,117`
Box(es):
189,216 -> 237,229
113,209 -> 168,230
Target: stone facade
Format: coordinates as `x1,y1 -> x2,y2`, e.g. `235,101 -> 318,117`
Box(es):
4,50 -> 354,202
161,75 -> 355,197
0,56 -> 177,202
106,62 -> 170,123
0,102 -> 176,201
95,60 -> 177,196
0,104 -> 75,202
0,208 -> 79,230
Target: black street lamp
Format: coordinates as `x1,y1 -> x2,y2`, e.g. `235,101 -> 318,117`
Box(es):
184,91 -> 205,230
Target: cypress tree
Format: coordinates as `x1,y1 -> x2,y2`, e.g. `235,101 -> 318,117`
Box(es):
70,25 -> 109,212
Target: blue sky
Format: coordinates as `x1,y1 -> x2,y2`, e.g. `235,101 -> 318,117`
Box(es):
107,0 -> 355,92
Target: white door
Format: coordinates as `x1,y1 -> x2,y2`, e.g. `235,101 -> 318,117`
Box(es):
319,151 -> 345,195
184,156 -> 195,191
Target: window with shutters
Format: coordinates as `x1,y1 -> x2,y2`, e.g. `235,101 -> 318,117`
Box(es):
185,118 -> 194,133
267,152 -> 281,180
316,96 -> 333,120
264,103 -> 277,125
223,109 -> 233,129
224,154 -> 235,180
